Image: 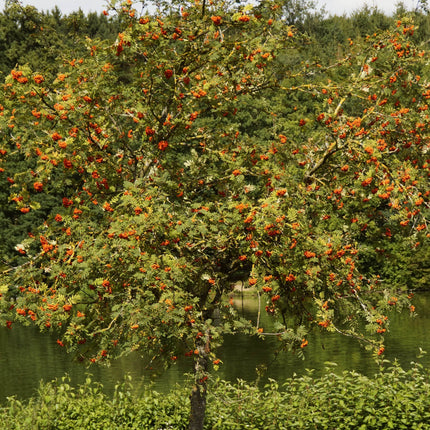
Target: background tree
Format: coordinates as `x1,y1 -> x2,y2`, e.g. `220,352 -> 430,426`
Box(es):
0,2 -> 119,79
0,1 -> 428,429
0,1 -> 120,267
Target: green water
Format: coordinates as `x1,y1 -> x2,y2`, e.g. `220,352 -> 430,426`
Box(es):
1,292 -> 429,402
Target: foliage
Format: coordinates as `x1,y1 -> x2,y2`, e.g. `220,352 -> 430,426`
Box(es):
1,374 -> 190,430
0,3 -> 119,79
2,361 -> 430,429
0,2 -> 120,266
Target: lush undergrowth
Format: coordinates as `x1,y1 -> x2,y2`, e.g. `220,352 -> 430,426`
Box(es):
2,362 -> 430,429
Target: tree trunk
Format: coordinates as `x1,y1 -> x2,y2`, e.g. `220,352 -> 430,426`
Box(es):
189,382 -> 207,430
188,336 -> 209,430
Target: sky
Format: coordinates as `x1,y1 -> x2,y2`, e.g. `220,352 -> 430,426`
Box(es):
0,0 -> 421,17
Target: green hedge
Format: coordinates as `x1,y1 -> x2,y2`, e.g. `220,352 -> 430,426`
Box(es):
2,362 -> 430,429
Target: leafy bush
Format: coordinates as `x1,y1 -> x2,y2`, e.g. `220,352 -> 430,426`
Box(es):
1,361 -> 430,429
206,363 -> 430,429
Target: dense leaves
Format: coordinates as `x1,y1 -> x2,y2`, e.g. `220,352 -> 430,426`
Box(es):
0,3 -> 119,78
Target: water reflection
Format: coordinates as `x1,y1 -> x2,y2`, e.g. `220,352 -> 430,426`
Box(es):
220,295 -> 380,381
1,292 -> 429,402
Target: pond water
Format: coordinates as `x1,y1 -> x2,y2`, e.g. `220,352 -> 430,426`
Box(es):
1,292 -> 430,402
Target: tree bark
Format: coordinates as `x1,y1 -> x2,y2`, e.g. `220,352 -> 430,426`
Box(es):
189,382 -> 207,430
188,336 -> 209,430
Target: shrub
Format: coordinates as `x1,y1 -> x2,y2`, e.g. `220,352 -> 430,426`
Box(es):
1,362 -> 430,429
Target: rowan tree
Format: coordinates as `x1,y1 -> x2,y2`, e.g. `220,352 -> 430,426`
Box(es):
0,1 -> 428,429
